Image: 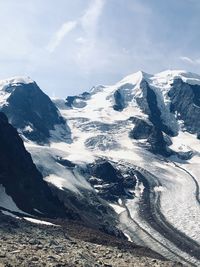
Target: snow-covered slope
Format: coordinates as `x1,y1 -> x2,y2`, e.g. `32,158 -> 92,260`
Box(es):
1,70 -> 200,266
52,70 -> 200,266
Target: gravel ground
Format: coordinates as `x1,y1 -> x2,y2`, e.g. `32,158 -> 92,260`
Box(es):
0,214 -> 183,267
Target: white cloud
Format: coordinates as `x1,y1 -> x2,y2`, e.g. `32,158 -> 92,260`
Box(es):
180,56 -> 200,65
46,0 -> 105,58
75,0 -> 105,72
47,20 -> 77,53
81,0 -> 105,35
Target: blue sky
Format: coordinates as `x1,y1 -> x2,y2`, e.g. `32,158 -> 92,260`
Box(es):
0,0 -> 199,97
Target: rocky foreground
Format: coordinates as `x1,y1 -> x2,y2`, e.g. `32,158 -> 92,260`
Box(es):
0,214 -> 183,267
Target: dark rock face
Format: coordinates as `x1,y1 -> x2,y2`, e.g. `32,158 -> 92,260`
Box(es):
176,151 -> 193,160
113,89 -> 125,111
137,81 -> 174,136
0,112 -> 67,217
129,81 -> 178,157
113,83 -> 134,111
146,84 -> 169,134
129,116 -> 172,157
89,161 -> 123,183
86,160 -> 136,202
65,92 -> 90,108
129,118 -> 153,140
191,84 -> 200,107
56,157 -> 75,168
169,79 -> 200,136
1,82 -> 69,143
147,128 -> 172,157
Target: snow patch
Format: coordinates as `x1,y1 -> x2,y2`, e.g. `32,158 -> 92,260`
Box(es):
154,186 -> 165,192
23,125 -> 34,133
109,203 -> 126,214
23,217 -> 57,226
124,232 -> 133,242
0,76 -> 34,87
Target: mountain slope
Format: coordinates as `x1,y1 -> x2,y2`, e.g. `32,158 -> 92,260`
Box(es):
52,70 -> 200,266
0,112 -> 68,217
0,76 -> 71,143
0,70 -> 200,266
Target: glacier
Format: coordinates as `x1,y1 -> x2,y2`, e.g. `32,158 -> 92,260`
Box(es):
0,70 -> 200,266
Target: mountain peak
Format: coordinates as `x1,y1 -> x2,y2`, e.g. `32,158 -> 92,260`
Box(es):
153,70 -> 200,84
118,70 -> 151,86
118,69 -> 200,87
0,76 -> 34,90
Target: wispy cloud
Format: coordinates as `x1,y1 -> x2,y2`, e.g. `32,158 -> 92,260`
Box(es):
76,0 -> 105,72
80,0 -> 105,35
46,21 -> 77,53
46,0 -> 104,58
180,56 -> 200,65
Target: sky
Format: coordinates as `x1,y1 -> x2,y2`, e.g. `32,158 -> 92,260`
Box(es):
0,0 -> 200,97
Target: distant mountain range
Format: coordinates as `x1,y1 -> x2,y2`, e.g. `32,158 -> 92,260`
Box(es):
0,70 -> 200,266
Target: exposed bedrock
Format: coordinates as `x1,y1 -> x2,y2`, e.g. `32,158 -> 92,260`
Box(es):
169,78 -> 200,136
84,159 -> 137,202
0,112 -> 68,218
129,117 -> 154,140
65,92 -> 90,108
113,83 -> 135,111
1,82 -> 71,143
136,80 -> 177,137
129,117 -> 172,157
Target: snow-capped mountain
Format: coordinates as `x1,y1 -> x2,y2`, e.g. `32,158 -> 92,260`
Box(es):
0,76 -> 71,143
0,70 -> 200,266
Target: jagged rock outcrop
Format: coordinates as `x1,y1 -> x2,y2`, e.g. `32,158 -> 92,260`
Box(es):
169,78 -> 200,136
65,91 -> 90,108
0,112 -> 68,217
129,117 -> 153,140
85,159 -> 136,202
